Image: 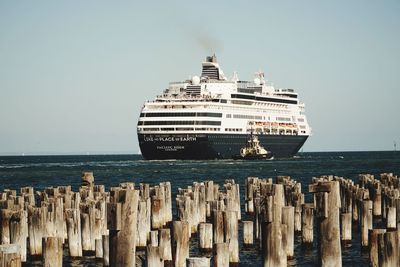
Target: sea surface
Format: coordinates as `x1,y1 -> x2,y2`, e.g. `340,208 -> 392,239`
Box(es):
0,151 -> 399,266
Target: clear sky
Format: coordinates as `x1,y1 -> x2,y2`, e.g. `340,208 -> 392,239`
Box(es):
1,1 -> 399,155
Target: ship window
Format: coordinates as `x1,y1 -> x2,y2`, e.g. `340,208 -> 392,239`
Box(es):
141,112 -> 222,118
141,120 -> 221,126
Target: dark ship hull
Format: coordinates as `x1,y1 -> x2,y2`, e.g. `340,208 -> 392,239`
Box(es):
138,133 -> 308,160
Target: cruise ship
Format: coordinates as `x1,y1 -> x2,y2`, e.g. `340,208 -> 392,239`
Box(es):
137,55 -> 311,160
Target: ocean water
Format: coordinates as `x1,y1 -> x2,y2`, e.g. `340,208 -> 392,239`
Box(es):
0,151 -> 399,266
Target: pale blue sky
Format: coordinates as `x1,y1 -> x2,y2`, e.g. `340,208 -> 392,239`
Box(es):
0,1 -> 399,155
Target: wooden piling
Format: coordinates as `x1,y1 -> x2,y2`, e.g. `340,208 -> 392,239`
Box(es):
281,206 -> 294,258
212,210 -> 224,244
172,220 -> 190,267
108,188 -> 139,267
0,244 -> 21,267
9,210 -> 27,262
377,231 -> 399,267
27,206 -> 46,256
0,209 -> 13,245
361,200 -> 373,247
146,245 -> 163,267
369,228 -> 386,267
223,210 -> 239,264
309,180 -> 342,267
159,228 -> 172,264
42,237 -> 62,267
65,208 -> 82,257
243,221 -> 253,247
213,243 -> 229,267
150,230 -> 159,247
199,223 -> 213,252
186,257 -> 210,267
386,207 -> 396,229
102,234 -> 109,267
302,203 -> 314,245
341,213 -> 352,243
263,222 -> 286,267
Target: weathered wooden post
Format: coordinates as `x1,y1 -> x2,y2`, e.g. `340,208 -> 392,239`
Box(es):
212,209 -> 224,244
369,228 -> 386,267
199,223 -> 212,252
9,210 -> 27,262
341,213 -> 352,243
361,200 -> 373,247
263,222 -> 286,267
0,244 -> 21,267
42,237 -> 63,267
377,231 -> 399,267
137,198 -> 151,248
302,203 -> 314,245
386,206 -> 396,229
107,188 -> 139,267
95,238 -> 103,259
81,172 -> 94,188
0,209 -> 13,244
243,221 -> 254,247
281,206 -> 294,258
213,243 -> 229,267
172,220 -> 189,267
372,183 -> 382,217
146,245 -> 163,267
223,210 -> 239,264
102,233 -> 109,266
309,180 -> 342,267
65,208 -> 82,257
186,257 -> 210,267
159,228 -> 172,264
27,206 -> 47,256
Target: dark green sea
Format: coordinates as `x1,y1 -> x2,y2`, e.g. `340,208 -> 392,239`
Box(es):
0,151 -> 399,266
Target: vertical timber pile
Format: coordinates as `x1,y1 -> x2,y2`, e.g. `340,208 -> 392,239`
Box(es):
107,186 -> 139,267
42,237 -> 62,267
172,220 -> 189,267
65,208 -> 82,257
301,203 -> 314,245
186,257 -> 210,267
213,243 -> 229,267
309,178 -> 342,267
0,244 -> 21,267
199,223 -> 212,252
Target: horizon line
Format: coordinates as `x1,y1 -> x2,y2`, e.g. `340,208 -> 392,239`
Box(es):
0,149 -> 398,157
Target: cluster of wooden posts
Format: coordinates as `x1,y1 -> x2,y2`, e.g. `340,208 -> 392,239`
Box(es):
0,172 -> 399,266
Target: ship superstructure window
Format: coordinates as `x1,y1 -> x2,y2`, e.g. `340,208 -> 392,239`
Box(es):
298,118 -> 304,122
186,85 -> 201,96
231,94 -> 297,105
201,65 -> 219,80
233,114 -> 263,120
138,120 -> 221,126
276,117 -> 291,122
225,128 -> 242,132
140,112 -> 222,118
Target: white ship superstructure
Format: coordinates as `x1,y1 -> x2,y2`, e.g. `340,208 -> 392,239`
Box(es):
137,55 -> 311,159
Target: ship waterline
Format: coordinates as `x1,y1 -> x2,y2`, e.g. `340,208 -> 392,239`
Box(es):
138,133 -> 308,159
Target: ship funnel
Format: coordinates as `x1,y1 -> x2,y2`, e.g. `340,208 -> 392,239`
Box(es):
206,54 -> 217,63
201,54 -> 226,80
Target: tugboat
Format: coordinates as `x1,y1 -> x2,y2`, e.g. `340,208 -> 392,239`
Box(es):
234,130 -> 273,160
